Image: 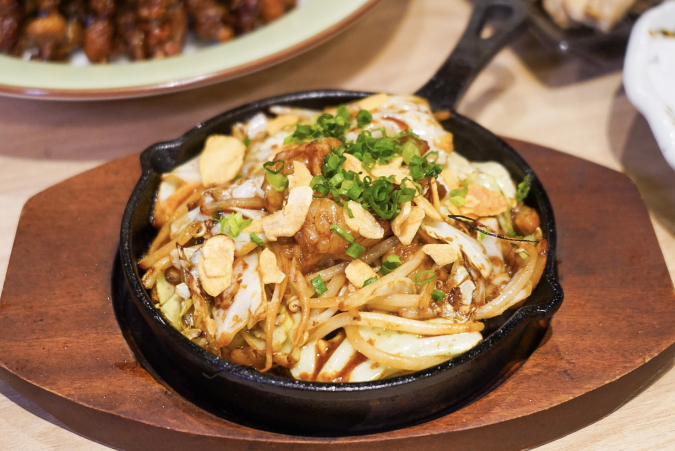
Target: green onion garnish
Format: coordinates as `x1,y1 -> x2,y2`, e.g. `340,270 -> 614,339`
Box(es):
516,174 -> 533,201
449,181 -> 468,207
211,208 -> 224,221
323,152 -> 345,177
408,154 -> 442,180
310,276 -> 328,295
363,276 -> 378,287
222,212 -> 252,238
267,172 -> 288,191
337,105 -> 350,122
301,128 -> 445,220
380,255 -> 402,275
330,172 -> 345,187
431,289 -> 445,302
330,224 -> 355,243
425,151 -> 439,162
346,242 -> 366,259
263,159 -> 289,192
450,196 -> 466,207
263,159 -> 284,175
414,270 -> 437,285
356,109 -> 372,128
285,106 -> 352,143
243,137 -> 251,146
343,201 -> 354,219
401,141 -> 420,164
250,233 -> 264,246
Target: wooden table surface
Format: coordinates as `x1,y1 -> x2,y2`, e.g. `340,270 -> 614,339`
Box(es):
1,0 -> 674,449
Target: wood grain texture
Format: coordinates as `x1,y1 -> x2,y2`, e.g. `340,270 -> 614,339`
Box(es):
0,1 -> 674,448
0,139 -> 673,450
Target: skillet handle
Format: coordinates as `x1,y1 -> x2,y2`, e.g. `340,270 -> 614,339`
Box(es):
415,0 -> 528,111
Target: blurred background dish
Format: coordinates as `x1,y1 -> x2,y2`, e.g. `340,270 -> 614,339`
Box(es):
523,0 -> 660,58
624,0 -> 675,170
0,0 -> 378,100
1,0 -> 297,64
540,0 -> 659,32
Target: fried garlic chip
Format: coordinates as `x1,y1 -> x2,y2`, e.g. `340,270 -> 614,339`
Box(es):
345,259 -> 378,288
422,244 -> 459,267
392,202 -> 425,245
199,135 -> 246,188
260,248 -> 286,284
197,235 -> 236,297
343,201 -> 384,240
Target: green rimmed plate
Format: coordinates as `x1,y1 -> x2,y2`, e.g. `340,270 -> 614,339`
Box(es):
0,0 -> 378,101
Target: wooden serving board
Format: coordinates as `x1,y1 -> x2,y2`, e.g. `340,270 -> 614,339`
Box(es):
1,139 -> 674,451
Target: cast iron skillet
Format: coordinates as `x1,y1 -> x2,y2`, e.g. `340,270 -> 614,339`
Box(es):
119,0 -> 563,435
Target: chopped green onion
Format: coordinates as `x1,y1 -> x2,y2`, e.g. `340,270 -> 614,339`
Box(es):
211,208 -> 224,221
333,145 -> 347,156
449,181 -> 468,207
284,124 -> 312,143
285,106 -> 352,143
346,183 -> 363,200
516,174 -> 534,201
450,196 -> 466,207
450,181 -> 469,197
263,160 -> 289,191
330,172 -> 345,186
356,109 -> 373,128
263,159 -> 284,175
323,153 -> 345,177
401,141 -> 421,164
346,242 -> 366,259
310,276 -> 328,295
305,128 -> 443,221
222,212 -> 252,238
414,270 -> 437,285
431,289 -> 445,302
266,172 -> 288,192
337,105 -> 351,122
363,177 -> 398,220
380,255 -> 402,275
363,276 -> 378,287
401,177 -> 423,196
343,201 -> 354,219
243,137 -> 251,146
330,224 -> 355,243
250,233 -> 264,246
478,231 -> 486,240
263,160 -> 288,191
362,153 -> 377,171
408,152 -> 443,180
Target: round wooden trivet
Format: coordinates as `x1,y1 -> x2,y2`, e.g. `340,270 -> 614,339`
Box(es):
1,139 -> 674,451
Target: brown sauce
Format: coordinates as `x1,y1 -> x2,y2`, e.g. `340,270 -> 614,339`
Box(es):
311,332 -> 346,381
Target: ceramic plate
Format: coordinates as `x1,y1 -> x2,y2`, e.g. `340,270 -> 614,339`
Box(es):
624,1 -> 675,170
0,0 -> 378,101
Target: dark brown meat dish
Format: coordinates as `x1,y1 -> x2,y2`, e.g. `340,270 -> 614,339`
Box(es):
4,0 -> 295,62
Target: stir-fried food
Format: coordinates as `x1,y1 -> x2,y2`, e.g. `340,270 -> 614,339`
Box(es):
140,94 -> 548,382
0,0 -> 295,62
